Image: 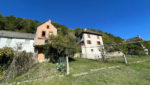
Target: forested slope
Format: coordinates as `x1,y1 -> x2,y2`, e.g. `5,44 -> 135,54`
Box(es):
0,13 -> 123,44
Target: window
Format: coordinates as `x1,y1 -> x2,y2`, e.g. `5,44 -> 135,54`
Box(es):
97,35 -> 99,39
91,49 -> 94,52
42,31 -> 46,37
97,41 -> 101,45
87,40 -> 91,44
81,41 -> 84,45
47,25 -> 49,29
25,40 -> 30,44
87,34 -> 90,38
6,39 -> 12,44
49,32 -> 53,36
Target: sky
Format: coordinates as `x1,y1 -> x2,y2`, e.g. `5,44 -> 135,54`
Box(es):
0,0 -> 150,40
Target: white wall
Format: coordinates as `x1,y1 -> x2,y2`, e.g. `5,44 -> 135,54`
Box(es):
0,37 -> 34,53
79,33 -> 104,59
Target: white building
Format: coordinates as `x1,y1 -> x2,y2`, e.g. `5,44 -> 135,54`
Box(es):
77,29 -> 104,59
0,30 -> 35,53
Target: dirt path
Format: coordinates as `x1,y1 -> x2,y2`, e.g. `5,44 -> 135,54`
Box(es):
73,66 -> 120,77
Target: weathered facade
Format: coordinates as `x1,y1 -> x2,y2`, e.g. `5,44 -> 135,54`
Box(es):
77,29 -> 104,60
0,30 -> 35,53
0,20 -> 57,63
34,20 -> 57,62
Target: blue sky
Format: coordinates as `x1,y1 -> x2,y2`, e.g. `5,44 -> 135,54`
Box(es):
0,0 -> 150,40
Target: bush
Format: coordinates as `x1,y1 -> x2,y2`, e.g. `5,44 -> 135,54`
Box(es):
0,47 -> 14,80
126,43 -> 145,55
56,63 -> 65,72
0,47 -> 14,66
105,43 -> 146,55
5,51 -> 34,80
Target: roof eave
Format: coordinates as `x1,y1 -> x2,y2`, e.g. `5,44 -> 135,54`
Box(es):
78,32 -> 102,37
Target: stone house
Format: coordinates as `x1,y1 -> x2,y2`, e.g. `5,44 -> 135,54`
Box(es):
34,20 -> 57,62
77,29 -> 104,59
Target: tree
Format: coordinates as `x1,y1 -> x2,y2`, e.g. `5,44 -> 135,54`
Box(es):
74,28 -> 83,37
0,14 -> 41,33
44,34 -> 77,59
43,34 -> 77,74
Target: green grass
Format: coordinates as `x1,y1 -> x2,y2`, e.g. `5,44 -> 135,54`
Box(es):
69,55 -> 150,74
69,58 -> 118,74
1,55 -> 150,85
17,60 -> 150,85
3,62 -> 59,83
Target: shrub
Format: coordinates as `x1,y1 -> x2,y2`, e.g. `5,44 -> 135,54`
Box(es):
0,47 -> 14,80
0,47 -> 14,66
5,51 -> 34,80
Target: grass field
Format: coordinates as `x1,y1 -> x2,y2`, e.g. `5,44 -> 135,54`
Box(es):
1,55 -> 150,85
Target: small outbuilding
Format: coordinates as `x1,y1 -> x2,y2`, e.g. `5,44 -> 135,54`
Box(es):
0,30 -> 35,52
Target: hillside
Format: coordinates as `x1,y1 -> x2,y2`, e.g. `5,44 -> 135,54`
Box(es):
1,13 -> 150,55
0,13 -> 123,44
1,56 -> 150,85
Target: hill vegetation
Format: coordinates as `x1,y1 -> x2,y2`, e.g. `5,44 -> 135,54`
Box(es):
1,13 -> 150,55
0,13 -> 150,84
0,13 -> 123,44
0,14 -> 40,33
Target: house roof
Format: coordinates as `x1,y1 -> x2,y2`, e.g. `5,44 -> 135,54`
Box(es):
78,29 -> 102,37
0,30 -> 35,39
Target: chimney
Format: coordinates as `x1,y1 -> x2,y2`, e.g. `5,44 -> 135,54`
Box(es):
49,19 -> 51,23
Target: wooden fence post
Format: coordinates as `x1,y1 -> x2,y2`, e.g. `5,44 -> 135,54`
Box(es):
66,56 -> 70,75
123,54 -> 128,64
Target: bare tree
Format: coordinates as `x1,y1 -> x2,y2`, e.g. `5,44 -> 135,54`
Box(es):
98,45 -> 106,61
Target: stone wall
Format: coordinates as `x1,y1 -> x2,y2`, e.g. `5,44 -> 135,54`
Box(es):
74,53 -> 81,58
105,51 -> 124,58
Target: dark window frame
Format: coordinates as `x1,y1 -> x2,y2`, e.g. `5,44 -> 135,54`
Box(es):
87,40 -> 91,44
47,25 -> 49,29
81,41 -> 84,45
97,41 -> 101,45
42,31 -> 46,37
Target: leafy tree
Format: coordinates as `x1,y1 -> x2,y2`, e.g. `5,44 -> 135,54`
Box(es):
44,34 -> 78,62
142,41 -> 150,51
74,28 -> 83,37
